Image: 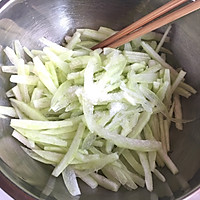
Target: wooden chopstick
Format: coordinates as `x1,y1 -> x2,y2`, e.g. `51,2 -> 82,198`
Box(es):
92,0 -> 200,50
92,0 -> 188,50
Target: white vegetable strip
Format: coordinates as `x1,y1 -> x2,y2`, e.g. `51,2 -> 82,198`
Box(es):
52,123 -> 85,177
118,160 -> 145,188
156,25 -> 172,53
179,82 -> 197,94
4,46 -> 19,65
170,70 -> 186,96
12,130 -> 36,149
156,154 -> 165,168
175,87 -> 191,98
141,41 -> 177,76
1,65 -> 17,74
62,167 -> 81,196
149,114 -> 160,141
163,119 -> 170,152
142,124 -> 177,174
174,94 -> 183,130
158,149 -> 178,175
98,26 -> 116,36
158,113 -> 167,153
138,152 -> 153,192
6,88 -> 15,98
82,29 -> 109,41
75,170 -> 98,189
142,32 -> 170,42
90,173 -> 120,192
10,75 -> 38,85
23,47 -> 34,58
153,169 -> 166,182
14,40 -> 24,59
0,106 -> 17,118
10,103 -> 29,119
101,168 -> 121,188
40,37 -> 70,54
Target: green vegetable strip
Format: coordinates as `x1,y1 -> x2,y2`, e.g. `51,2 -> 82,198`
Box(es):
17,59 -> 30,103
43,47 -> 69,74
128,112 -> 152,138
118,161 -> 145,187
149,114 -> 160,141
72,153 -> 118,173
52,123 -> 85,177
44,146 -> 68,153
11,119 -> 73,130
15,128 -> 68,147
33,56 -> 57,94
122,149 -> 144,176
102,164 -> 127,185
10,99 -> 47,121
33,150 -> 64,163
66,31 -> 81,50
45,61 -> 59,88
21,147 -> 56,165
41,127 -> 77,135
93,124 -> 161,152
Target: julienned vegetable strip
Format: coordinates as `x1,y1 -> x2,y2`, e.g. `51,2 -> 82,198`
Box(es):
1,26 -> 196,196
52,123 -> 85,177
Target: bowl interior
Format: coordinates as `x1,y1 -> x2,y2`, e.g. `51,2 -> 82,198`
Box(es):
0,0 -> 200,199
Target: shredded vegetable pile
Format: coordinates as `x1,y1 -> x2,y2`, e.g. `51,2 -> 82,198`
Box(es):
0,26 -> 197,196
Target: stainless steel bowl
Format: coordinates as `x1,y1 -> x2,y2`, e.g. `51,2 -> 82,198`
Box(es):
0,0 -> 200,199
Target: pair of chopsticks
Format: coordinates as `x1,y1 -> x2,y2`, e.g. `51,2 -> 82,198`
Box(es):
92,0 -> 200,50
